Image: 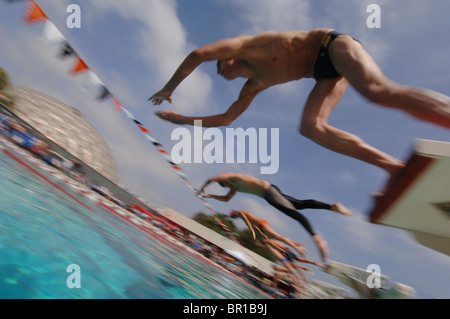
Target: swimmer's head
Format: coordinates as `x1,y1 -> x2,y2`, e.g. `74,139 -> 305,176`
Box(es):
229,210 -> 239,219
216,60 -> 222,74
216,58 -> 240,80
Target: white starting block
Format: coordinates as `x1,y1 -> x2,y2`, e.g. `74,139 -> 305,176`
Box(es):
369,139 -> 450,257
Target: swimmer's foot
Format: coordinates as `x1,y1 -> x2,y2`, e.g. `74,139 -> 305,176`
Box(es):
310,260 -> 327,270
330,202 -> 352,216
371,191 -> 385,200
313,235 -> 328,263
322,263 -> 331,272
372,163 -> 406,199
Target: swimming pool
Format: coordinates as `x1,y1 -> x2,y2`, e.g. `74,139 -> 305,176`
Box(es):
0,137 -> 271,299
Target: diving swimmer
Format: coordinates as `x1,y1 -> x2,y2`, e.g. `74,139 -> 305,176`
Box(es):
149,29 -> 450,195
199,172 -> 352,261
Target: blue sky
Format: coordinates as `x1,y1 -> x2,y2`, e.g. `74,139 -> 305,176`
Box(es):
1,0 -> 449,298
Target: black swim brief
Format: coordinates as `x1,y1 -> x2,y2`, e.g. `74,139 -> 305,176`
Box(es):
280,249 -> 297,262
312,31 -> 344,80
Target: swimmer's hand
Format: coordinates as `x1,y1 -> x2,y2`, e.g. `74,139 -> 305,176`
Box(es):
155,110 -> 185,124
149,91 -> 172,105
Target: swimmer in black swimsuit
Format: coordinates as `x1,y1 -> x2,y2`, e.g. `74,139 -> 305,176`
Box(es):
313,31 -> 360,80
313,31 -> 343,80
151,29 -> 450,190
262,184 -> 345,237
199,172 -> 352,261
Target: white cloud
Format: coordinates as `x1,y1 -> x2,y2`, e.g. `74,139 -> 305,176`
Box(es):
336,170 -> 360,186
227,0 -> 312,34
86,0 -> 213,112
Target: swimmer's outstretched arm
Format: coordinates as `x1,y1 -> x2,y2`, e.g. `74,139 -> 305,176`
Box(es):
198,173 -> 231,193
198,177 -> 237,201
202,189 -> 236,202
198,178 -> 213,194
155,79 -> 265,127
149,36 -> 248,105
239,210 -> 257,240
199,175 -> 224,193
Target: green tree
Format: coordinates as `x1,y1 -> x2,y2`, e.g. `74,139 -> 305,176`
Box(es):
236,229 -> 276,261
191,211 -> 276,261
192,211 -> 238,235
0,67 -> 10,91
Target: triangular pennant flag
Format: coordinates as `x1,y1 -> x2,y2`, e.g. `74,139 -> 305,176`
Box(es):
97,86 -> 110,101
137,125 -> 150,133
23,0 -> 47,25
80,71 -> 104,94
122,108 -> 136,121
177,171 -> 188,180
161,153 -> 174,162
165,158 -> 176,165
110,95 -> 123,112
41,21 -> 66,44
69,57 -> 89,75
143,134 -> 162,147
158,149 -> 169,155
59,41 -> 76,59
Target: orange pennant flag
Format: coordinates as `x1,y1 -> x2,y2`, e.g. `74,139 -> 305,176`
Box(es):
70,57 -> 89,75
23,0 -> 48,25
138,125 -> 150,134
110,95 -> 123,112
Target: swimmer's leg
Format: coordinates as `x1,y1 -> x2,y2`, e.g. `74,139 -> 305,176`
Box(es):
262,223 -> 307,256
265,197 -> 328,261
300,76 -> 406,177
330,34 -> 450,129
274,186 -> 352,216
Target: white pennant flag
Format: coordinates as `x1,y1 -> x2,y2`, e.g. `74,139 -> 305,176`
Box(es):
40,20 -> 66,44
79,71 -> 104,95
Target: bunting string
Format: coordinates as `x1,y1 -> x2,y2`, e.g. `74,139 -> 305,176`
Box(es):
9,0 -> 235,239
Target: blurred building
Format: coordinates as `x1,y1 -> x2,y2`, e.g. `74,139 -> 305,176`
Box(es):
7,85 -> 118,183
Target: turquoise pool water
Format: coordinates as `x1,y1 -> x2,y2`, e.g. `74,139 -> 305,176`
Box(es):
0,139 -> 270,299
